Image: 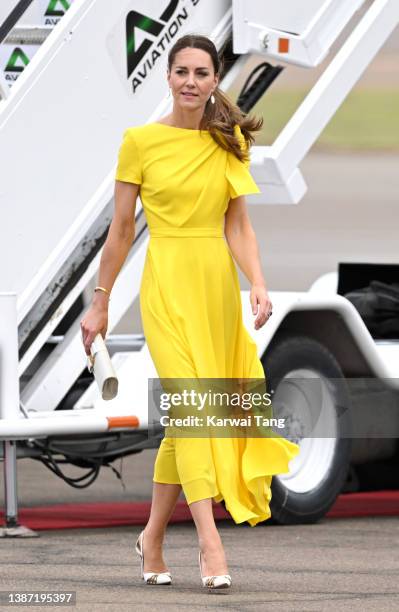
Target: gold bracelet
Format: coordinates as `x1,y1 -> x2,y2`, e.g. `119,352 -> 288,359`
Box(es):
94,286 -> 111,297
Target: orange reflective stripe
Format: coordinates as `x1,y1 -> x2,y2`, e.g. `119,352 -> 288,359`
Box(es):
278,38 -> 289,53
107,416 -> 140,429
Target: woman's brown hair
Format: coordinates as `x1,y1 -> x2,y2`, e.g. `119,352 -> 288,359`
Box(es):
167,34 -> 263,164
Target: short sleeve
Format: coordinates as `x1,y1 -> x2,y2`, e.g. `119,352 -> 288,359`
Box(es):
225,124 -> 261,199
115,128 -> 142,184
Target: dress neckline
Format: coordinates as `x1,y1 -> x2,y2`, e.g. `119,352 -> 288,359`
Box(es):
151,122 -> 209,133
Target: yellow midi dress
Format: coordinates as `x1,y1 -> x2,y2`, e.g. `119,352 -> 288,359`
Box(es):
115,122 -> 300,526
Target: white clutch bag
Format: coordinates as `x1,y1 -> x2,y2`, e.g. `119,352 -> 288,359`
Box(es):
87,333 -> 118,400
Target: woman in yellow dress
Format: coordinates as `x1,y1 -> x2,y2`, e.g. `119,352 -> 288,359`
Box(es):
81,34 -> 299,590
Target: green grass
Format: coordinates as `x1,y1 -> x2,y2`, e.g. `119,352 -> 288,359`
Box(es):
229,89 -> 399,151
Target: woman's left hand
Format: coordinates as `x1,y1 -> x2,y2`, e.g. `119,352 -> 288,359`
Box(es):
250,284 -> 273,330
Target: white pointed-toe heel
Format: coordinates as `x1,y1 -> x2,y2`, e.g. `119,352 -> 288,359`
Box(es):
198,549 -> 232,589
135,530 -> 172,585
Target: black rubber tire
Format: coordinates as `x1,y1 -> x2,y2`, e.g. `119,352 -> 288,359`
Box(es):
261,332 -> 352,525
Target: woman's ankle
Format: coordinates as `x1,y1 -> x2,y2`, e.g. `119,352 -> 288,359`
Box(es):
198,533 -> 224,553
143,525 -> 166,545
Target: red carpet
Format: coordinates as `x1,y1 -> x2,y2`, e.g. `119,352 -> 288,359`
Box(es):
1,491 -> 399,531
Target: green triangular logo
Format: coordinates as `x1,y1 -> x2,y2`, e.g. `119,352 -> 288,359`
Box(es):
45,0 -> 70,17
5,48 -> 30,72
126,0 -> 178,78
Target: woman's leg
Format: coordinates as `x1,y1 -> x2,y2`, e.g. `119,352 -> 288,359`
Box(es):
171,434 -> 229,576
142,481 -> 182,572
188,498 -> 229,576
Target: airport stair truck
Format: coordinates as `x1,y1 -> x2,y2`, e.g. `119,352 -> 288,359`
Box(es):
1,0 -> 399,536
